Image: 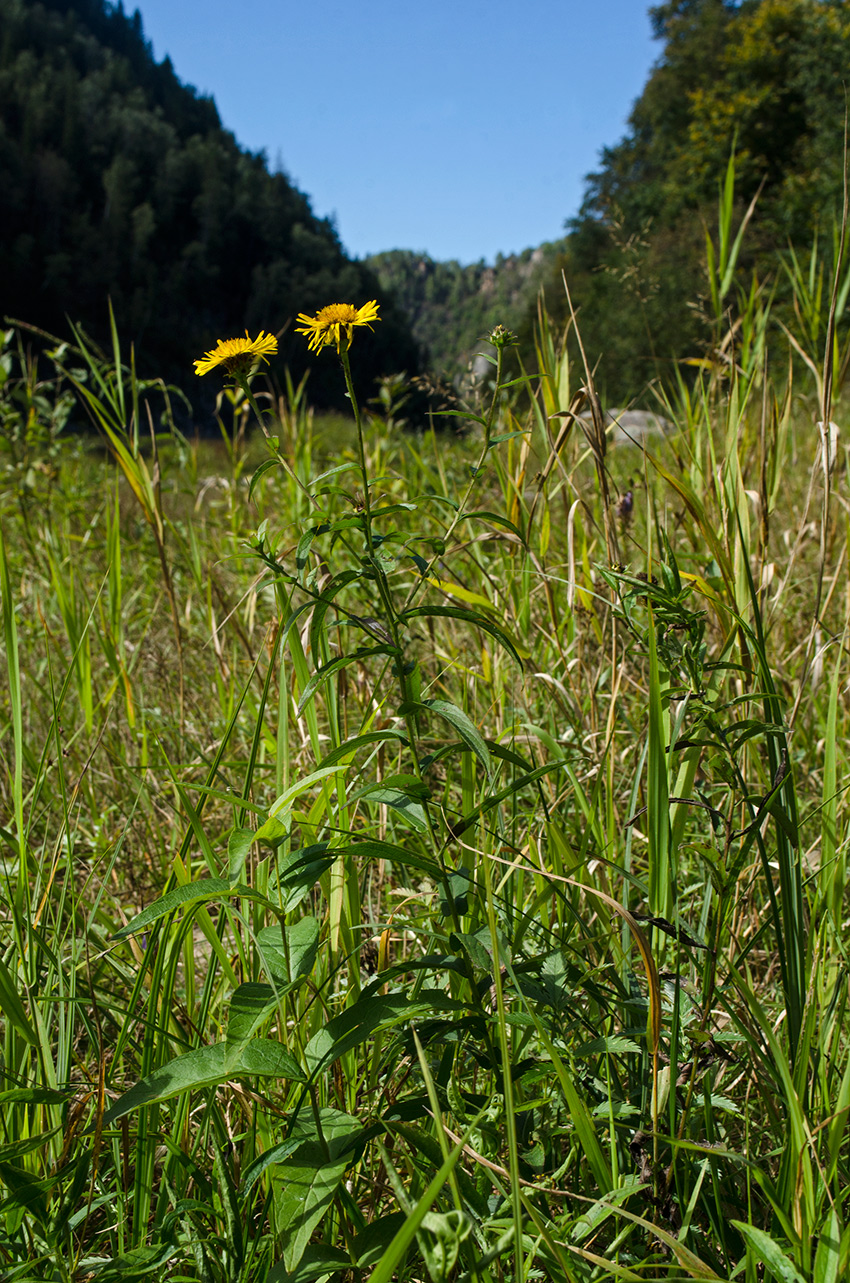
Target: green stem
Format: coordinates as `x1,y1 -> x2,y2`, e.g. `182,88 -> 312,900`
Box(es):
236,373 -> 318,509
339,342 -> 375,555
404,344 -> 505,610
336,344 -> 454,877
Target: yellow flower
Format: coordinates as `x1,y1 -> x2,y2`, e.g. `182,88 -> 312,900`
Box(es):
295,301 -> 380,354
194,330 -> 278,378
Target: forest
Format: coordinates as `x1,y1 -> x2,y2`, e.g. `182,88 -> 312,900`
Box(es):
0,0 -> 420,408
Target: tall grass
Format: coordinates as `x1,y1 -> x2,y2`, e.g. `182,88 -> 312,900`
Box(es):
0,210 -> 849,1283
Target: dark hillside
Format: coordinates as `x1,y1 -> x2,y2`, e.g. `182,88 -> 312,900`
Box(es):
0,0 -> 420,409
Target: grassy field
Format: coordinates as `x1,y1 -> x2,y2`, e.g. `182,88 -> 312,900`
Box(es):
1,230 -> 850,1283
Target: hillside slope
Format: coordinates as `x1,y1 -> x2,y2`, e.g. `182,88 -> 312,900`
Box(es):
537,0 -> 850,401
366,242 -> 566,381
0,0 -> 420,405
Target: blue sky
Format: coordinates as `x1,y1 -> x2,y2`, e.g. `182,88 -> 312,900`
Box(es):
134,0 -> 659,264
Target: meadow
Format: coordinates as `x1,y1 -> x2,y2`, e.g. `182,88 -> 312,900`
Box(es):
1,214 -> 849,1283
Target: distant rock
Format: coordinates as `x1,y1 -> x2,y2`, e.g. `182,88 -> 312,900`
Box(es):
605,408 -> 673,446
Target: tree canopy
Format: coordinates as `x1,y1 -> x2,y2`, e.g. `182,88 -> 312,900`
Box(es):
366,244 -> 566,382
0,0 -> 420,409
537,0 -> 850,401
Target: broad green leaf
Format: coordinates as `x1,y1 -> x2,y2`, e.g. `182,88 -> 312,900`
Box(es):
574,1036 -> 641,1057
309,460 -> 359,489
304,993 -> 423,1076
225,983 -> 278,1068
347,784 -> 430,832
335,839 -> 442,880
462,510 -> 525,540
0,1087 -> 67,1106
273,1109 -> 362,1275
418,1209 -> 473,1280
814,1208 -> 840,1283
353,1213 -> 407,1267
0,1130 -> 61,1163
227,828 -> 254,883
84,1243 -> 178,1280
404,698 -> 491,779
257,917 -> 320,986
317,729 -> 408,769
488,429 -> 529,445
111,879 -> 278,940
267,1243 -> 351,1283
296,646 -> 397,716
402,605 -> 526,665
240,1137 -> 307,1198
732,1223 -> 806,1283
0,1162 -> 51,1220
272,846 -> 336,911
249,458 -> 280,502
102,1039 -> 304,1125
367,1124 -> 482,1283
451,759 -> 568,837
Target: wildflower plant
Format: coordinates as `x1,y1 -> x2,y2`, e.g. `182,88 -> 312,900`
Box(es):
6,202 -> 839,1278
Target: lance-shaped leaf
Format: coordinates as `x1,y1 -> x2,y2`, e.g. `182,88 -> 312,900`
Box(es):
102,1039 -> 304,1126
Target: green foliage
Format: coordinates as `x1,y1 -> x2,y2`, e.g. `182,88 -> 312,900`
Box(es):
537,0 -> 850,402
0,0 -> 420,407
367,244 -> 565,381
0,245 -> 849,1279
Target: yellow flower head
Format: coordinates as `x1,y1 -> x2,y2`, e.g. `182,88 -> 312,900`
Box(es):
194,330 -> 278,379
295,301 -> 380,354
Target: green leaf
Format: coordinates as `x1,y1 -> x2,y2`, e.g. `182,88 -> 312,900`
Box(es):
402,698 -> 491,779
402,605 -> 526,665
574,1036 -> 641,1057
451,759 -> 567,837
272,1109 -> 362,1275
297,646 -> 398,716
0,1162 -> 51,1220
0,1088 -> 68,1106
317,729 -> 408,769
0,1130 -> 61,1163
225,984 -> 278,1068
248,458 -> 280,502
462,510 -> 526,541
110,878 -> 228,939
418,1209 -> 473,1281
304,993 -> 423,1077
423,577 -> 496,612
0,956 -> 37,1046
310,460 -> 359,489
227,828 -> 254,883
268,764 -> 354,819
488,430 -> 529,446
240,1137 -> 307,1198
352,1212 -> 408,1266
731,1223 -> 807,1283
271,845 -> 336,912
814,1208 -> 840,1283
111,879 -> 278,940
367,1124 -> 482,1283
268,1243 -> 352,1283
432,408 -> 487,427
256,917 -> 320,986
102,1039 -> 304,1125
336,839 -> 442,880
87,1243 -> 178,1280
